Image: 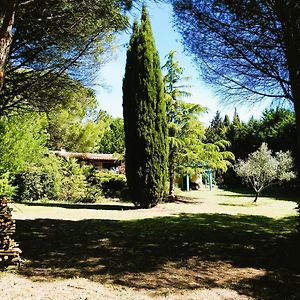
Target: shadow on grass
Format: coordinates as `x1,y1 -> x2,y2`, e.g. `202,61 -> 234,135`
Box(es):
220,187 -> 253,196
15,213 -> 300,299
174,196 -> 204,204
218,203 -> 254,207
20,202 -> 135,211
222,187 -> 300,202
218,194 -> 255,200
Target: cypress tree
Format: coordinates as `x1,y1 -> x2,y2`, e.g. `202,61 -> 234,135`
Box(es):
122,7 -> 168,208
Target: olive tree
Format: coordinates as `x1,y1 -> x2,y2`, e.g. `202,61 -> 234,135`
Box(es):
235,143 -> 296,202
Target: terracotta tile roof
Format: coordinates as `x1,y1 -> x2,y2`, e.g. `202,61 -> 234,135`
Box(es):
50,150 -> 118,162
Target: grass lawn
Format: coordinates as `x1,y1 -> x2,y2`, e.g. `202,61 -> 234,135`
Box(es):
1,188 -> 300,299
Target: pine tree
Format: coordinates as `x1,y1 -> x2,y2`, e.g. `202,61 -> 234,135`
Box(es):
122,7 -> 168,208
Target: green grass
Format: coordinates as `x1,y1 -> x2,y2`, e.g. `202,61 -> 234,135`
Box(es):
180,187 -> 300,203
176,188 -> 298,219
7,188 -> 300,299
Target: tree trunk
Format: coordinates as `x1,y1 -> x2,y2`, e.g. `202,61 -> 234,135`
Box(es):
279,2 -> 300,174
294,97 -> 300,174
168,152 -> 176,200
253,191 -> 259,203
0,0 -> 16,92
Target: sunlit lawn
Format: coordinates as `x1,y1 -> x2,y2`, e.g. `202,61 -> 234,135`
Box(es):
5,188 -> 300,299
12,187 -> 298,221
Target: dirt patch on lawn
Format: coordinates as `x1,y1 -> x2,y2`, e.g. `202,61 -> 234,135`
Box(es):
115,259 -> 265,296
0,272 -> 255,300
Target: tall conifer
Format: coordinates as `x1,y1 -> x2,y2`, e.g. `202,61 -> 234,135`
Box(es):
123,7 -> 167,208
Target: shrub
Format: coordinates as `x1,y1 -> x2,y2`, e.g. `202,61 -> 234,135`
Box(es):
59,174 -> 87,202
0,172 -> 16,200
14,156 -> 63,202
88,170 -> 128,199
58,158 -> 89,203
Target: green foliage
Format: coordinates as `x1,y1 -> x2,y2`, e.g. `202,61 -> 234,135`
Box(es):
123,7 -> 168,208
174,111 -> 234,176
2,0 -> 131,114
98,118 -> 125,154
207,108 -> 297,188
224,114 -> 230,127
205,110 -> 228,143
258,109 -> 297,154
235,143 -> 296,201
14,156 -> 109,203
0,106 -> 126,202
171,0 -> 300,178
162,51 -> 233,196
168,101 -> 206,175
15,167 -> 55,202
0,113 -> 48,174
88,171 -> 128,199
59,158 -> 89,203
14,155 -> 64,202
0,172 -> 16,200
163,51 -> 204,196
47,84 -> 110,152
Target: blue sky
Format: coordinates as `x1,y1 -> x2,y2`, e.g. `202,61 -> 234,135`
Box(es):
95,2 -> 269,125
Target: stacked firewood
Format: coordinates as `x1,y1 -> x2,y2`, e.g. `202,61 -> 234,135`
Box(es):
0,197 -> 21,268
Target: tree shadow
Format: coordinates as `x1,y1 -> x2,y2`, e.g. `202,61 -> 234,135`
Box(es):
172,195 -> 204,204
218,203 -> 253,207
218,193 -> 254,199
222,187 -> 300,202
220,187 -> 253,196
20,202 -> 135,211
14,213 -> 300,299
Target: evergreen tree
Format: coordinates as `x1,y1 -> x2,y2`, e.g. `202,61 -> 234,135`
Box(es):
162,51 -> 233,197
162,50 -> 194,198
210,111 -> 223,128
224,114 -> 230,127
232,108 -> 241,126
205,110 -> 226,143
122,7 -> 168,208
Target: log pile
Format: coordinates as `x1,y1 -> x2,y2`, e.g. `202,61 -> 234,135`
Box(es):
0,197 -> 21,268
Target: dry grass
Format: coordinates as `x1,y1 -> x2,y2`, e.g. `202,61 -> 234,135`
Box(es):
0,188 -> 299,299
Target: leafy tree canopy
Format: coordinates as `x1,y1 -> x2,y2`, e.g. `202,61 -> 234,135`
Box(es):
162,51 -> 234,197
0,0 -> 133,114
170,0 -> 300,170
235,143 -> 296,202
98,118 -> 125,154
0,113 -> 48,174
47,88 -> 112,152
170,0 -> 299,102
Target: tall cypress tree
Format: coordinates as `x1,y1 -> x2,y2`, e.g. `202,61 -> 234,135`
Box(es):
123,7 -> 168,208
